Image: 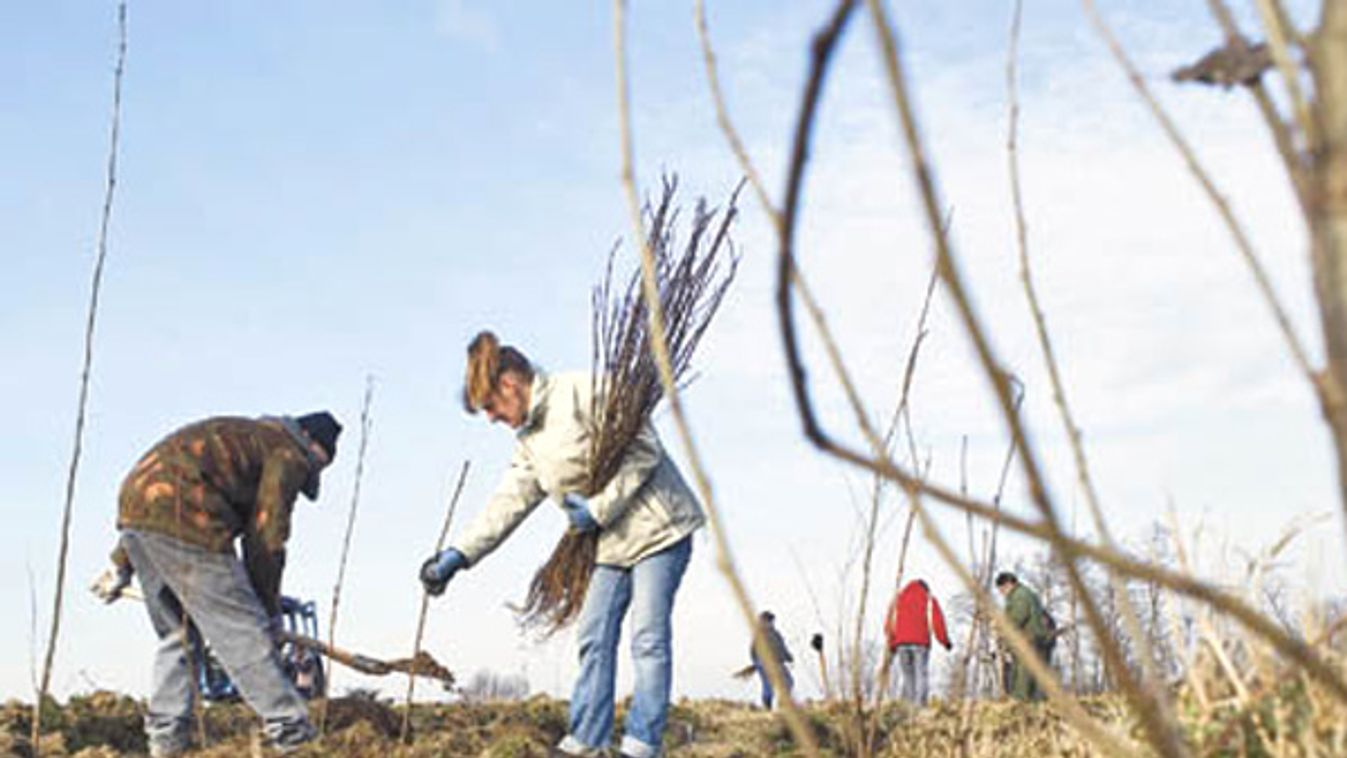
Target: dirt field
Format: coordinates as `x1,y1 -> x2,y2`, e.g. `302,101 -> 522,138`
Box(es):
2,685 -> 1339,757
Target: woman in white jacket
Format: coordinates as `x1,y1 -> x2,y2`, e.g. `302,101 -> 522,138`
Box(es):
420,331 -> 703,758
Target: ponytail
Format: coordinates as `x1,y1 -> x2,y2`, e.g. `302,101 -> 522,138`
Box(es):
462,330 -> 532,413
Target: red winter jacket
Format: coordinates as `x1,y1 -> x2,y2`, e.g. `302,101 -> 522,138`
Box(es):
885,580 -> 951,650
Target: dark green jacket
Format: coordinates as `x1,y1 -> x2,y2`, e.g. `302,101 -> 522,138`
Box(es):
110,416 -> 318,615
1005,584 -> 1048,641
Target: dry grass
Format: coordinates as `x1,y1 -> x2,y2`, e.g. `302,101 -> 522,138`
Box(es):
8,657 -> 1347,758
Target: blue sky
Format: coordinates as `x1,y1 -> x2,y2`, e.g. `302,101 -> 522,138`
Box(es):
2,0 -> 1338,704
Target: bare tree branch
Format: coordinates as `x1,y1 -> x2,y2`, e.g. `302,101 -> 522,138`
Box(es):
319,375 -> 375,733
1252,0 -> 1318,151
33,4 -> 127,751
614,1 -> 821,753
1198,1 -> 1312,216
1307,0 -> 1347,568
914,503 -> 1137,756
1005,0 -> 1172,725
401,460 -> 471,743
694,0 -> 775,224
1083,0 -> 1318,423
856,1 -> 1186,752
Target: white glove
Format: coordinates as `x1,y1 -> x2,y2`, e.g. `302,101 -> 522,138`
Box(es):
91,565 -> 136,603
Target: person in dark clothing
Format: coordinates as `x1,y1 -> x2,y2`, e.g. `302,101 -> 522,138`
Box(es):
995,571 -> 1053,701
106,413 -> 340,756
750,611 -> 794,710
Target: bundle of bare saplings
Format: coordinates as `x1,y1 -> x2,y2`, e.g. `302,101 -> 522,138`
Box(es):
515,174 -> 741,634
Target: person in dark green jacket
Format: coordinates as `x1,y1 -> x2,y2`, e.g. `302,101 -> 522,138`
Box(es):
995,571 -> 1053,701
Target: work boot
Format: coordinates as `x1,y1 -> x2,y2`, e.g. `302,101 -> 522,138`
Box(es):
265,719 -> 318,754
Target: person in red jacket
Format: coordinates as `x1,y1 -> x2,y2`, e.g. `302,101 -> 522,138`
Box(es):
884,578 -> 951,706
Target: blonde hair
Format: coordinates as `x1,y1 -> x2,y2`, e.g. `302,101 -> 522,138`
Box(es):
463,330 -> 533,413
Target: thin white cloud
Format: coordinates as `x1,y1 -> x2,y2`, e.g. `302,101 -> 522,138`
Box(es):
686,0 -> 1330,563
435,0 -> 500,51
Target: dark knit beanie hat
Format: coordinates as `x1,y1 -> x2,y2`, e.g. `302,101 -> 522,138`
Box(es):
297,411 -> 342,460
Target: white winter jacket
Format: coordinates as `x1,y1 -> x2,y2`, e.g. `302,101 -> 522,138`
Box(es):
450,370 -> 704,568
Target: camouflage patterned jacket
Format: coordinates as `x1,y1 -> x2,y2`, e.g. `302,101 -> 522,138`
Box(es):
109,416 -> 320,615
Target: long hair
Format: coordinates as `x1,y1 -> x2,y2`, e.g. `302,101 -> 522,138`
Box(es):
462,330 -> 533,414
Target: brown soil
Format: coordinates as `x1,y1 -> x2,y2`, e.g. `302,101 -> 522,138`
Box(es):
5,687 -> 1336,756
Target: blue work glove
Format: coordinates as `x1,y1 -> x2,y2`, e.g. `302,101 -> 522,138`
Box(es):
562,494 -> 599,533
420,548 -> 467,597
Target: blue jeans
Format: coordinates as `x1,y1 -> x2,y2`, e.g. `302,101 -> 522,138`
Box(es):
119,530 -> 314,755
754,661 -> 793,709
558,535 -> 692,758
895,644 -> 930,705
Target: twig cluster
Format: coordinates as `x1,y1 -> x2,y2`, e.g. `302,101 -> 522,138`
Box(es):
514,174 -> 740,635
588,175 -> 741,492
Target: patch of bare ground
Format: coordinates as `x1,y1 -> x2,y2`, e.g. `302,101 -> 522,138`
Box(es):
5,685 -> 1345,756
